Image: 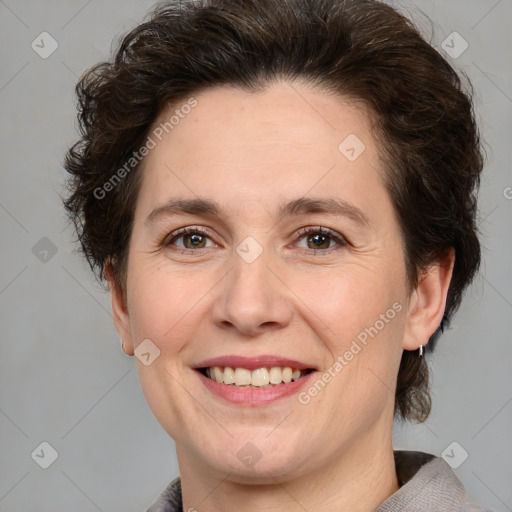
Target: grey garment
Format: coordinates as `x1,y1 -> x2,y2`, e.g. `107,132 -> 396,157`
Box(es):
146,477 -> 182,512
145,451 -> 493,512
376,451 -> 493,512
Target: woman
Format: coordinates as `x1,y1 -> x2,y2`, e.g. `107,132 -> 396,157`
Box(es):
62,0 -> 492,510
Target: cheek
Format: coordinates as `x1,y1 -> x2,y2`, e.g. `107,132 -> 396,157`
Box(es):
125,261 -> 200,349
288,263 -> 406,401
288,263 -> 402,343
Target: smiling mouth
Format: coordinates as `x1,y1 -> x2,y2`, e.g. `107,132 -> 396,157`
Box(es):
197,366 -> 314,388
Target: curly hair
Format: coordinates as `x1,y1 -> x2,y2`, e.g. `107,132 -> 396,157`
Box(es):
62,0 -> 483,423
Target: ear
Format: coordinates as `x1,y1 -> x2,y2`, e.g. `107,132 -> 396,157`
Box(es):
402,248 -> 455,351
105,258 -> 134,356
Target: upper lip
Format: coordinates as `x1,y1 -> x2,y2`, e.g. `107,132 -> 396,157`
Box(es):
194,355 -> 316,371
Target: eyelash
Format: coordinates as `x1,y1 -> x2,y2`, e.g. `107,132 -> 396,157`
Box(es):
162,225 -> 348,256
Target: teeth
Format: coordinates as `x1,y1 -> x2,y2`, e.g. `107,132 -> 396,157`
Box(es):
269,367 -> 282,384
213,367 -> 223,383
251,368 -> 270,386
234,368 -> 251,386
204,366 -> 309,386
292,369 -> 302,381
222,366 -> 235,384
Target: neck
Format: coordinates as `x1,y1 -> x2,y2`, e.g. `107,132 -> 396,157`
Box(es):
177,428 -> 399,512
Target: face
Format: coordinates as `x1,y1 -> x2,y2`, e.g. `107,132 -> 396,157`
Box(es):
110,81 -> 443,484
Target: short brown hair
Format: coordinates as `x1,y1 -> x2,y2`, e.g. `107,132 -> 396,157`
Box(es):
62,0 -> 483,423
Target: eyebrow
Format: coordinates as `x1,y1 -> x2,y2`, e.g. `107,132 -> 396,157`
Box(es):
145,196 -> 369,227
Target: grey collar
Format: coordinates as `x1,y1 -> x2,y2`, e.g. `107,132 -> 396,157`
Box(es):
375,451 -> 466,511
146,451 -> 467,512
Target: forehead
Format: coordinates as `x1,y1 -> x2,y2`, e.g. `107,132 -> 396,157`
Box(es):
135,81 -> 388,222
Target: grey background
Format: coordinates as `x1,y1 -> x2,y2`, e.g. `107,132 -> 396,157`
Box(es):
0,1 -> 510,511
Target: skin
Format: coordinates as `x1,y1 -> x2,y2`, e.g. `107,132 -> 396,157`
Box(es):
107,81 -> 454,512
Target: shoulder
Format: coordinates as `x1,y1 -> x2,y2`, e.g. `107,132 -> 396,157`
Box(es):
145,476 -> 182,512
376,451 -> 497,512
456,505 -> 498,512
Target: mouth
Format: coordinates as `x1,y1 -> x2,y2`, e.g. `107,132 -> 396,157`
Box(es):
197,366 -> 315,388
192,355 -> 318,404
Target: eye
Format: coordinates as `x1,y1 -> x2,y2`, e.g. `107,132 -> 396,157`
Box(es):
294,226 -> 348,253
162,225 -> 348,255
164,226 -> 216,252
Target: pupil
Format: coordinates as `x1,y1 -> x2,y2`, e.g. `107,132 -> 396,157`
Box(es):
186,233 -> 205,248
309,234 -> 329,249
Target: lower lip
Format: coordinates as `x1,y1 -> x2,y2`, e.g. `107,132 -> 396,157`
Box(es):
196,370 -> 316,405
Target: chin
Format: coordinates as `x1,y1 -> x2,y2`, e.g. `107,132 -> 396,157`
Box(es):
212,456 -> 306,484
199,438 -> 310,483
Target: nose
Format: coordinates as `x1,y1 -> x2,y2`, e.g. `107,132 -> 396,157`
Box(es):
212,251 -> 293,337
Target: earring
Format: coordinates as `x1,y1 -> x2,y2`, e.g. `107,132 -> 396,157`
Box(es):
419,345 -> 424,357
